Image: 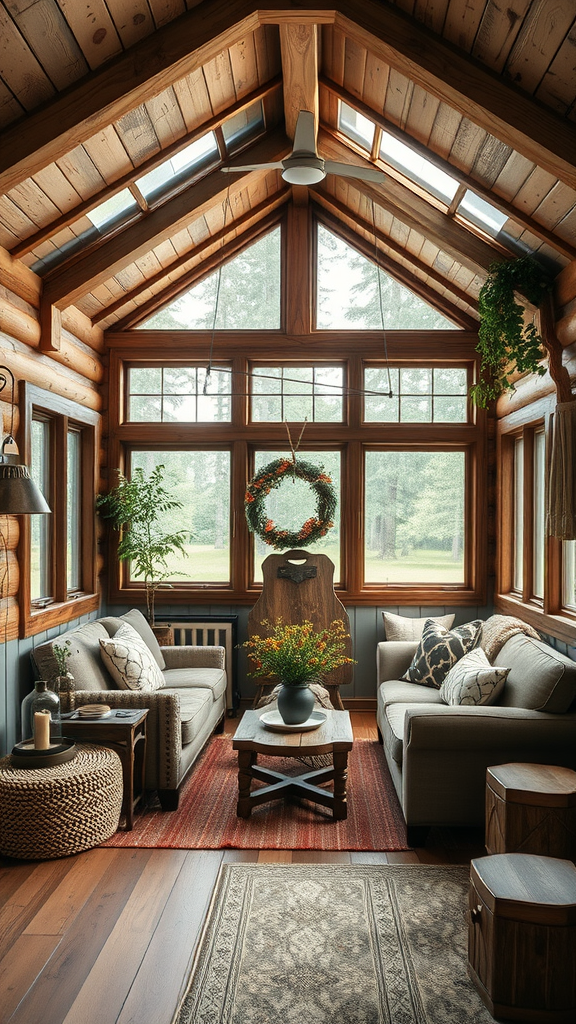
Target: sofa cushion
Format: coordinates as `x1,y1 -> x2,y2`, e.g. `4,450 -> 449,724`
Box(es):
100,623 -> 165,692
99,608 -> 166,670
439,648 -> 509,706
33,621 -> 114,691
379,679 -> 443,710
497,633 -> 576,713
384,704 -> 409,765
383,610 -> 454,641
162,687 -> 213,745
402,618 -> 483,689
162,666 -> 227,702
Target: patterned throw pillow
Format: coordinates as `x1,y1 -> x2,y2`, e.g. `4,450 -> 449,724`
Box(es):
100,622 -> 165,692
382,610 -> 455,641
402,618 -> 483,689
439,648 -> 509,706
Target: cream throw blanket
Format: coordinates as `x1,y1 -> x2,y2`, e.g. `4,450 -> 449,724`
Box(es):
479,614 -> 541,663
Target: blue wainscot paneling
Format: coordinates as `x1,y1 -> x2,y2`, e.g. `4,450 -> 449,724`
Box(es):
113,602 -> 489,705
0,609 -> 102,757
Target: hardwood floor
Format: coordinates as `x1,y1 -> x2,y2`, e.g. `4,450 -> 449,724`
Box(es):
0,713 -> 484,1024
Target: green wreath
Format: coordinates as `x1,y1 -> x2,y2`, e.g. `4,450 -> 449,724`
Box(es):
244,457 -> 337,550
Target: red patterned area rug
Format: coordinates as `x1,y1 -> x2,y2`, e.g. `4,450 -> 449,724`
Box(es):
103,736 -> 410,851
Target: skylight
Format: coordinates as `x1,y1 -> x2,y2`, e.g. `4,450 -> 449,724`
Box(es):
222,101 -> 265,154
136,132 -> 219,202
457,191 -> 508,237
379,133 -> 459,204
86,189 -> 138,230
338,102 -> 375,152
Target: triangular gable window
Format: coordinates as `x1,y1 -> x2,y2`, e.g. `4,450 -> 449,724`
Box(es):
138,227 -> 281,330
316,225 -> 458,329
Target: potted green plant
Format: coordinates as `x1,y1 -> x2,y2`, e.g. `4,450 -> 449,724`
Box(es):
96,465 -> 188,629
471,255 -> 553,408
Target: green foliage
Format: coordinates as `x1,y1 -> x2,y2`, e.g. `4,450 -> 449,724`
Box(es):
96,465 -> 188,624
53,639 -> 72,676
472,256 -> 552,408
242,618 -> 354,685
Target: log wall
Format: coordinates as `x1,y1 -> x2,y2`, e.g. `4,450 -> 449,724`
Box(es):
0,245 -> 104,754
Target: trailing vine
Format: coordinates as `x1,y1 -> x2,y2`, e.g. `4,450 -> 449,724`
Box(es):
471,255 -> 553,408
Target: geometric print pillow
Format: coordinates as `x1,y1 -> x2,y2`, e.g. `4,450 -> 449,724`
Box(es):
402,618 -> 483,689
439,647 -> 509,706
99,622 -> 165,692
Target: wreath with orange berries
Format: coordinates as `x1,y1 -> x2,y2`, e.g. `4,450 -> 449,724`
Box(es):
244,457 -> 337,550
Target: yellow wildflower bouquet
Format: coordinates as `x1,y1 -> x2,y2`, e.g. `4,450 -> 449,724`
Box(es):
243,618 -> 354,686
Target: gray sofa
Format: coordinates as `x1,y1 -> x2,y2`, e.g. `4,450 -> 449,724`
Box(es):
376,629 -> 576,844
32,608 -> 226,809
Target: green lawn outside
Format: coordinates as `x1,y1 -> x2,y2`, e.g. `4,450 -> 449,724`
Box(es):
155,543 -> 463,584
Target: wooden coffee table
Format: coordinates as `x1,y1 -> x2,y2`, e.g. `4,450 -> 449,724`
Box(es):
232,709 -> 353,820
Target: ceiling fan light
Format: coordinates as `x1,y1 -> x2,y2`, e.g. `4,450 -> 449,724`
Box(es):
282,165 -> 325,185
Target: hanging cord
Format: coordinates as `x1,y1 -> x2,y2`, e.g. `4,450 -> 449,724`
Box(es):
372,199 -> 393,399
285,418 -> 307,479
204,185 -> 232,396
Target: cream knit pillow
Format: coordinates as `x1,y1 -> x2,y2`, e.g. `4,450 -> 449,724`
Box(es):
100,622 -> 165,692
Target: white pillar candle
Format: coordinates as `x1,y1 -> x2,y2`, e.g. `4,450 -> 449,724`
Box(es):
34,710 -> 51,750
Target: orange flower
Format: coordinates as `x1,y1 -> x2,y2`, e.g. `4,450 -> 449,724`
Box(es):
265,519 -> 275,532
245,492 -> 254,503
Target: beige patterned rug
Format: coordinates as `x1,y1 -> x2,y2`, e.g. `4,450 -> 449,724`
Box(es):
175,863 -> 494,1024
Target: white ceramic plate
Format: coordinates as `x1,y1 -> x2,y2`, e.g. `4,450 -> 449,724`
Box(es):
259,709 -> 327,732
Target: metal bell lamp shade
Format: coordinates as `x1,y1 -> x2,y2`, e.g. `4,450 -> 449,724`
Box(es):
0,365 -> 50,516
0,444 -> 51,515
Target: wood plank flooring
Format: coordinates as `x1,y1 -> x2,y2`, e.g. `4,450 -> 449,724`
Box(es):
0,713 -> 484,1024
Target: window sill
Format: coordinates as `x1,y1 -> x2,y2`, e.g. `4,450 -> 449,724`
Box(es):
495,594 -> 576,646
22,593 -> 100,639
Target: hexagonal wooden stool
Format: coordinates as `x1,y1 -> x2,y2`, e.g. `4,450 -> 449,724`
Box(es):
485,763 -> 576,860
469,853 -> 576,1023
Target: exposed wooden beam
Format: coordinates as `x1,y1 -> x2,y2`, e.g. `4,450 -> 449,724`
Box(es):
0,0 -> 261,195
285,203 -> 312,333
94,187 -> 291,325
42,130 -> 289,310
279,23 -> 319,141
320,77 -> 576,263
318,129 -> 500,274
114,210 -> 284,331
329,1 -> 576,191
11,77 -> 282,259
312,187 -> 478,313
314,204 -> 477,330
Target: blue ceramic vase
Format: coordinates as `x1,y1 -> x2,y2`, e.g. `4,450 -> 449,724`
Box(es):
277,682 -> 315,725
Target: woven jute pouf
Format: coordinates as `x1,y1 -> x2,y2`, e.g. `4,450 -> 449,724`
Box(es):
0,743 -> 123,859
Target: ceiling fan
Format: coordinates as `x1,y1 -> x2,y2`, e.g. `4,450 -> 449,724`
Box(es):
221,109 -> 386,186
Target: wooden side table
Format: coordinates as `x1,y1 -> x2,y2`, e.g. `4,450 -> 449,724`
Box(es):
232,709 -> 354,820
486,763 -> 576,860
468,853 -> 576,1023
63,709 -> 148,830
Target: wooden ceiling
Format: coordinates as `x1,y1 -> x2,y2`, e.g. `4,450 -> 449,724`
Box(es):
0,0 -> 574,333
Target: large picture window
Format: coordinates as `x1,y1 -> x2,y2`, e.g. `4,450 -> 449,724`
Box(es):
21,384 -> 99,636
130,450 -> 231,584
107,339 -> 484,608
252,450 -> 341,582
498,416 -> 575,640
364,450 -> 465,584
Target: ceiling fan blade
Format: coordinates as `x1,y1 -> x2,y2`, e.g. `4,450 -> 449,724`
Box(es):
221,162 -> 284,172
293,111 -> 317,155
324,161 -> 386,183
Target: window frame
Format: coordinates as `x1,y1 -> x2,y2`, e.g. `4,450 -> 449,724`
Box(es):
19,383 -> 100,637
105,338 -> 486,609
497,407 -> 576,643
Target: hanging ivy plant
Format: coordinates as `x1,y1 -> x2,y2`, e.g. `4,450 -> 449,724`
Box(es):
470,255 -> 553,408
